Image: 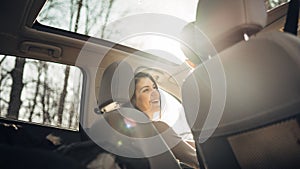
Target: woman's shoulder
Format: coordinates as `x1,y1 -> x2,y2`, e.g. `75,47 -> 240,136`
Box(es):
152,121 -> 171,132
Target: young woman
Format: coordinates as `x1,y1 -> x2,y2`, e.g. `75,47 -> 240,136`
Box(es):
130,72 -> 199,169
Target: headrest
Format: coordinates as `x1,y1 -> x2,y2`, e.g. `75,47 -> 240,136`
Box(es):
181,0 -> 267,63
98,61 -> 134,112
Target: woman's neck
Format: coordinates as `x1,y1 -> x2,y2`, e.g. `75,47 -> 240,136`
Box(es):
144,110 -> 154,120
144,111 -> 162,121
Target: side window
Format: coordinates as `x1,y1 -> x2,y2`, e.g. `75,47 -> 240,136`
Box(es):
156,89 -> 193,141
265,0 -> 290,11
0,55 -> 83,130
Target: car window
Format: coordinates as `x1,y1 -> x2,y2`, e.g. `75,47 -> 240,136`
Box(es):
153,89 -> 193,141
36,0 -> 289,65
37,0 -> 198,38
265,0 -> 290,11
0,55 -> 83,130
37,0 -> 199,64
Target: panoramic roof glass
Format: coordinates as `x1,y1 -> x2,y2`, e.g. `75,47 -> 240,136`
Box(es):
37,0 -> 289,62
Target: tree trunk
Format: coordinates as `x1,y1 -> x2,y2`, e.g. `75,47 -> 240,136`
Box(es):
28,62 -> 43,122
0,55 -> 9,117
69,0 -> 76,31
57,0 -> 82,127
74,0 -> 83,32
7,57 -> 26,119
57,65 -> 70,126
100,0 -> 115,38
41,62 -> 51,124
68,103 -> 75,128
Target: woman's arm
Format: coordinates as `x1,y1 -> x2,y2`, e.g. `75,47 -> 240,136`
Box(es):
186,140 -> 196,149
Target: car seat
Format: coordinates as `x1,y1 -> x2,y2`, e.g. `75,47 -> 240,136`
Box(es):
181,0 -> 300,169
88,60 -> 182,169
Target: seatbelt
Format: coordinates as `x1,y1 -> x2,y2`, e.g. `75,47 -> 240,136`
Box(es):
283,0 -> 299,35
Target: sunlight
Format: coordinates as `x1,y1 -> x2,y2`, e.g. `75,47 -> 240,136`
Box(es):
121,35 -> 188,64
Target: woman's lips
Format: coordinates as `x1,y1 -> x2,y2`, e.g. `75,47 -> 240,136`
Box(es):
151,100 -> 160,104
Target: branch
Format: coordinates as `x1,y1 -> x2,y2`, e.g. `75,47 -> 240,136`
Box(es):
100,0 -> 115,38
0,98 -> 9,104
0,55 -> 7,65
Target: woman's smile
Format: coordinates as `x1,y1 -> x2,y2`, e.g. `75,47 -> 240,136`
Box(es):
134,77 -> 161,119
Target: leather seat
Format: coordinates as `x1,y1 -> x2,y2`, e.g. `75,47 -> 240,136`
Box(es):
181,0 -> 300,169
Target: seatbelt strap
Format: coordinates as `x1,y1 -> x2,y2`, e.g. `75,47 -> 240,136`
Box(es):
283,0 -> 299,35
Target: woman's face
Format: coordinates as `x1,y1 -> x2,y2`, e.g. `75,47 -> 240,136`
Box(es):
134,77 -> 160,116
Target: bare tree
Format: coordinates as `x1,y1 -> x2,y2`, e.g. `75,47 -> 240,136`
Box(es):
38,0 -> 65,26
69,0 -> 76,31
74,0 -> 84,33
0,56 -> 9,104
0,56 -> 8,92
41,62 -> 51,124
57,0 -> 82,127
68,103 -> 75,128
84,0 -> 105,35
28,61 -> 43,122
57,66 -> 70,126
0,55 -> 7,65
7,57 -> 26,119
100,0 -> 115,38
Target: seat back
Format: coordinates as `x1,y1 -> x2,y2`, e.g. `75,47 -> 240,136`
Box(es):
181,0 -> 300,169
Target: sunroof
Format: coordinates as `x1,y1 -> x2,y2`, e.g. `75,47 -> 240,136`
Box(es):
37,0 -> 198,63
37,0 -> 290,62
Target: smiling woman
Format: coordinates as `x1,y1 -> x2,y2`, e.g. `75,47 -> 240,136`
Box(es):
127,71 -> 199,169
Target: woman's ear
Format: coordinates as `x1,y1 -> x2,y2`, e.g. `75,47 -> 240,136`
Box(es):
131,97 -> 136,107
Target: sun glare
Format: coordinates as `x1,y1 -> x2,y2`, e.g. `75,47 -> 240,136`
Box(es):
121,35 -> 188,64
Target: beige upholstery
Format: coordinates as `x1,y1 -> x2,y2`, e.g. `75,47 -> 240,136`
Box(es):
181,0 -> 300,168
183,31 -> 300,136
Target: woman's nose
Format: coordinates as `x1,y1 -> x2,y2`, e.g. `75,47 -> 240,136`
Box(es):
151,89 -> 160,98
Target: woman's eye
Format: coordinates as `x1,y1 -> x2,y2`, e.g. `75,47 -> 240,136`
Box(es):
143,89 -> 149,93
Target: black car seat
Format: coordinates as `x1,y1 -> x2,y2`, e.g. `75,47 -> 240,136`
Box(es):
88,61 -> 182,169
181,0 -> 300,169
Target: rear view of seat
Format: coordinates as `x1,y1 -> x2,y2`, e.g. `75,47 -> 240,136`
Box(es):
181,0 -> 300,169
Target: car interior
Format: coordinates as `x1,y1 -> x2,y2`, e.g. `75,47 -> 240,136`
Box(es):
0,0 -> 300,169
